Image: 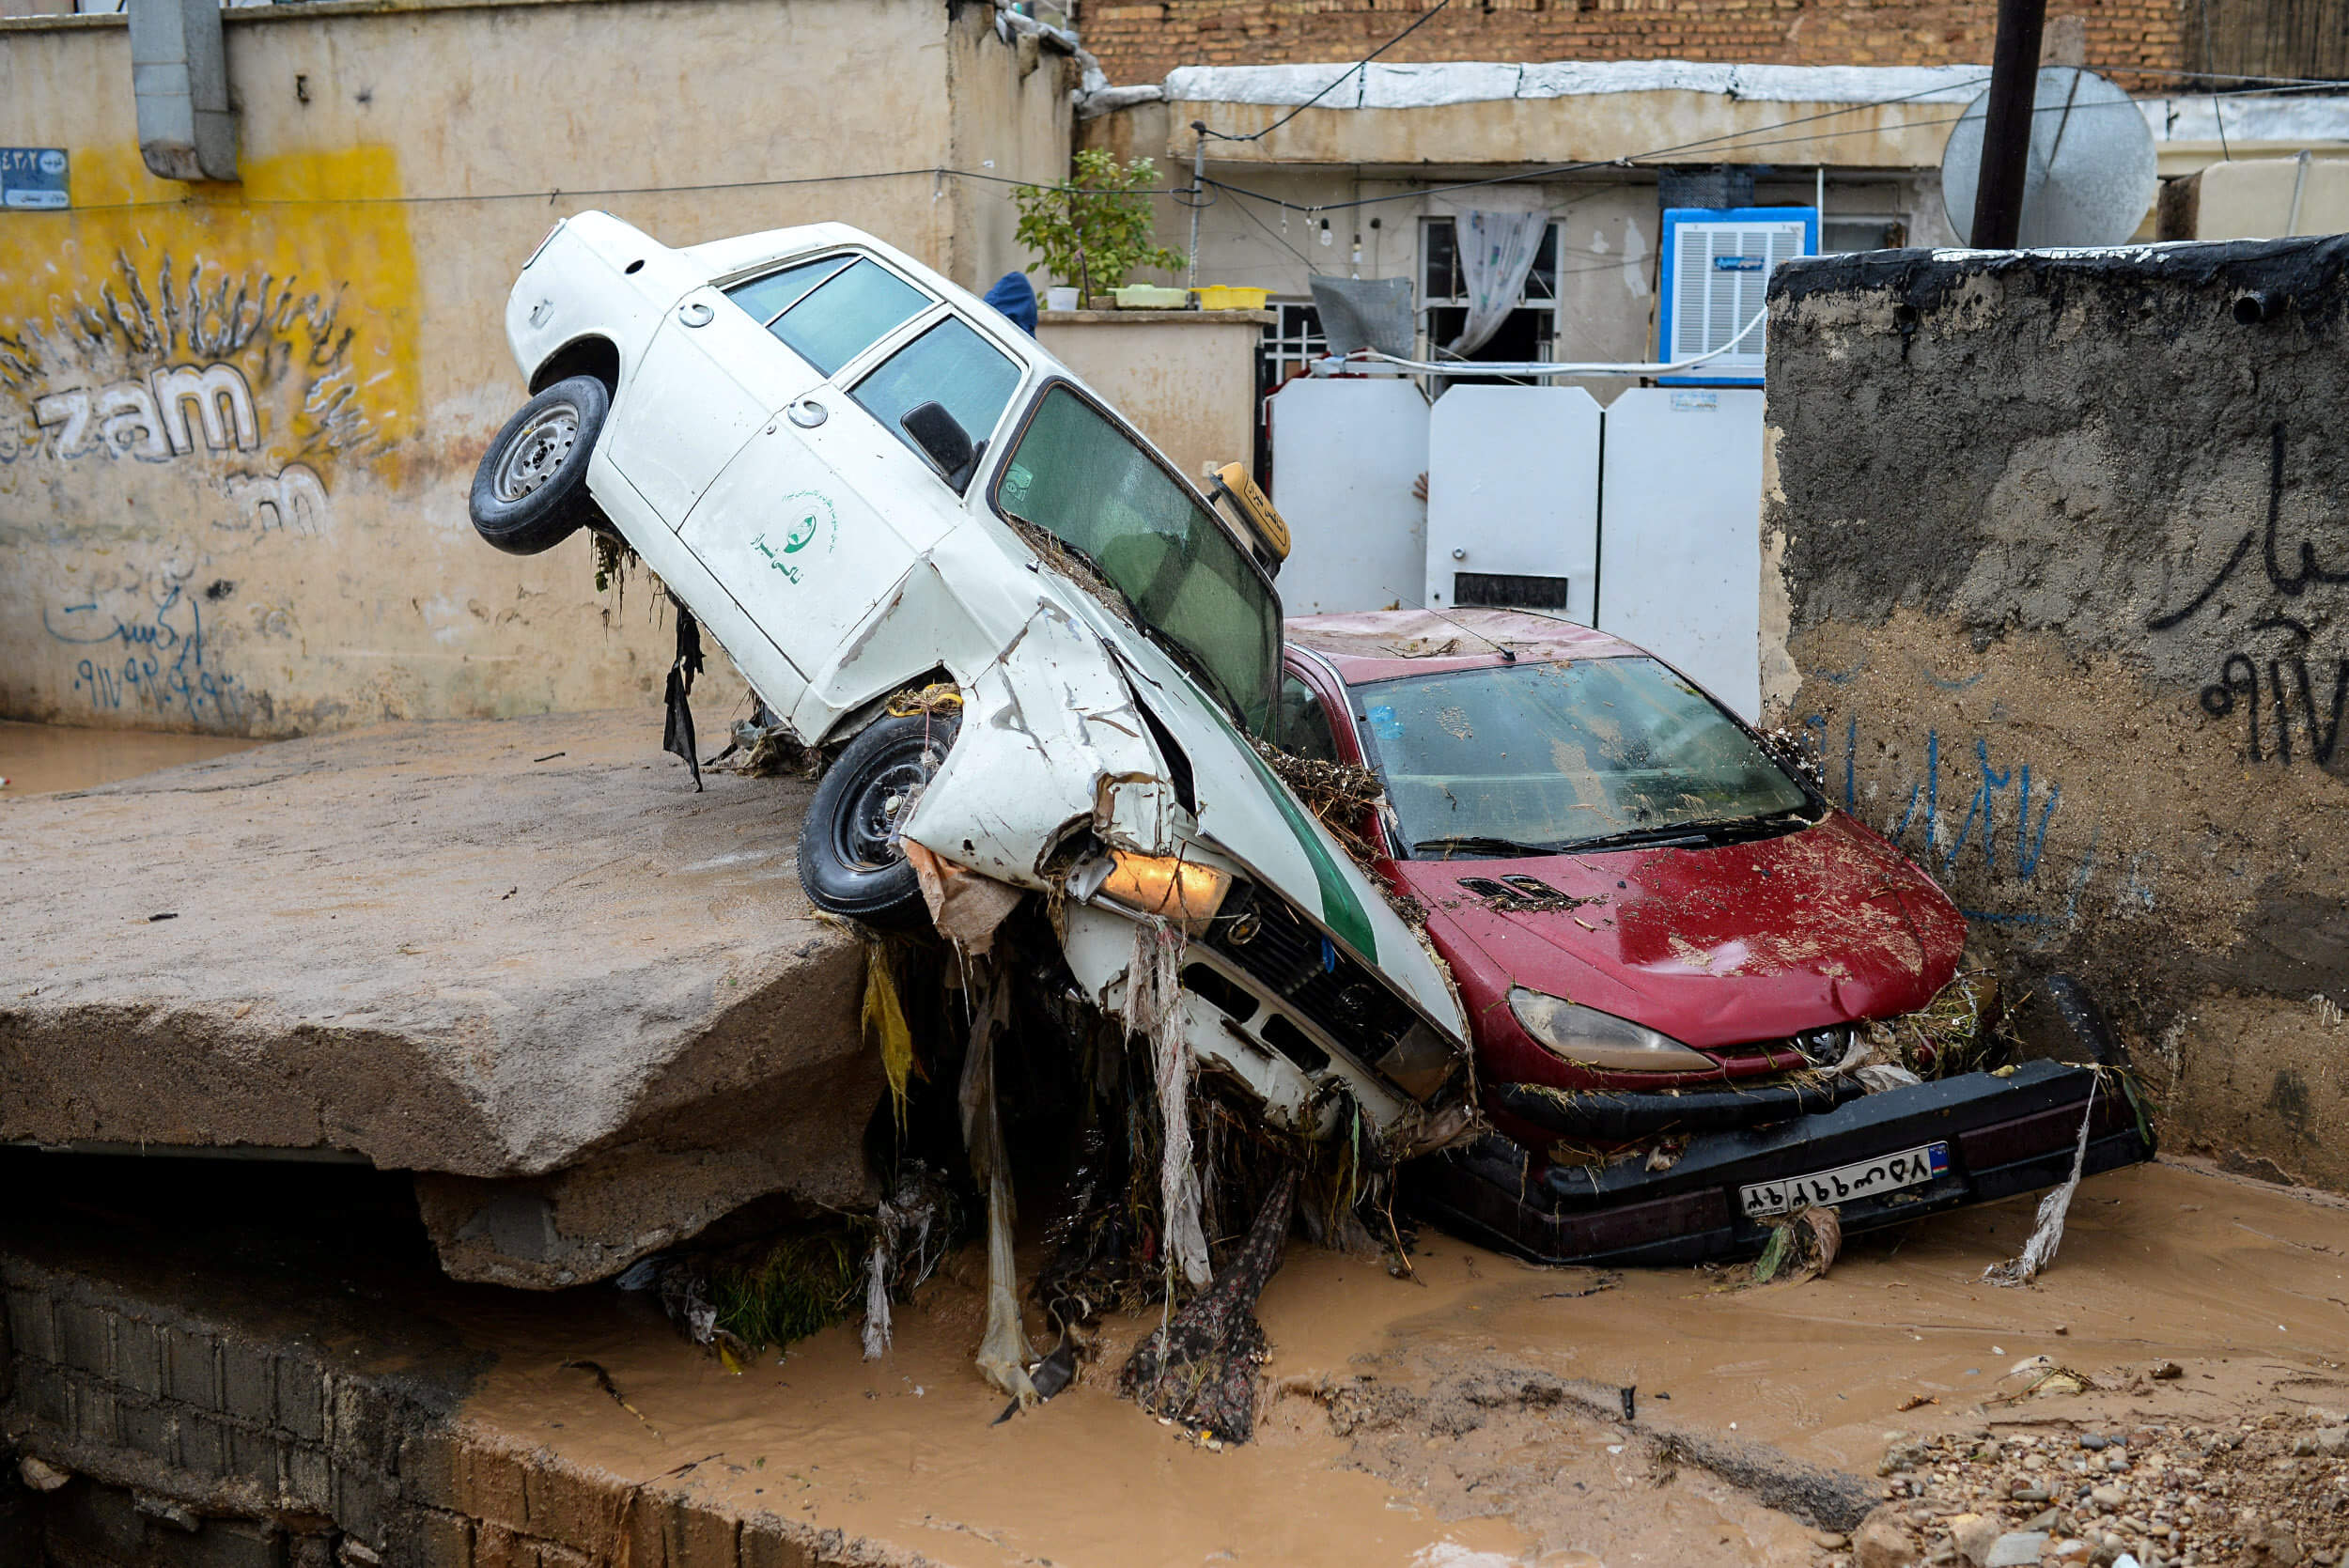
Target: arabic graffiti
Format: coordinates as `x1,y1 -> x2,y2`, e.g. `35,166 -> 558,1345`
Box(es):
42,567 -> 246,724
2148,423 -> 2348,767
1807,710 -> 2105,932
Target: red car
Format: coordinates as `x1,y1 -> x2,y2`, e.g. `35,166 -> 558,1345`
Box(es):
1278,610 -> 2150,1266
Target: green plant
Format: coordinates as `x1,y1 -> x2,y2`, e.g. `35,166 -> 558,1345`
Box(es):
1013,150 -> 1184,298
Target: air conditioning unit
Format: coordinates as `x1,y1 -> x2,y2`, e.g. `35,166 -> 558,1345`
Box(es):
1657,207 -> 1816,386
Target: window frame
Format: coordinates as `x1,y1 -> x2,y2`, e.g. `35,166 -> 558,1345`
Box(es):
846,310 -> 1030,494
1415,215 -> 1563,388
715,247 -> 941,380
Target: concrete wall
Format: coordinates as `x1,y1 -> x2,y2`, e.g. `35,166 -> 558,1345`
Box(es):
1761,238 -> 2349,1191
1036,307 -> 1267,485
0,0 -> 1072,737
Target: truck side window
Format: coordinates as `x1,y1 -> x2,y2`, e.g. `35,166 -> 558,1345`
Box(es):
1279,673 -> 1340,763
726,256 -> 928,377
852,318 -> 1020,478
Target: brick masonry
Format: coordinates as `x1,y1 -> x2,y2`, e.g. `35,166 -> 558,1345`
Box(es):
0,1256 -> 929,1568
1078,0 -> 2188,92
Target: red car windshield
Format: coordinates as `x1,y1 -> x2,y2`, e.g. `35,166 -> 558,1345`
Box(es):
1355,657 -> 1812,856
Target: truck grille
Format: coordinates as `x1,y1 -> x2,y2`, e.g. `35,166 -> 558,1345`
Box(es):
1200,879 -> 1416,1061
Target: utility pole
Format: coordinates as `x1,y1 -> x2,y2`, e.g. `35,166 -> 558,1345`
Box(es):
1971,0 -> 2048,247
1187,121 -> 1207,293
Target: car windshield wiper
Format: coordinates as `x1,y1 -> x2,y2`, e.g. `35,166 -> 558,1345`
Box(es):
1412,835 -> 1561,860
1558,811 -> 1815,855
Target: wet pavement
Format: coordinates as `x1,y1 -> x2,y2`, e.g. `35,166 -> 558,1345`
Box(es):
0,719 -> 260,796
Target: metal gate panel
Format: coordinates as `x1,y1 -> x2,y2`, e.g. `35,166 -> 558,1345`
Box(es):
1424,386 -> 1602,624
1595,387 -> 1766,720
1268,378 -> 1431,614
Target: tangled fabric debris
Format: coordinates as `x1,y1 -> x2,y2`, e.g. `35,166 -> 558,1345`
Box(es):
957,968 -> 1037,1406
861,1163 -> 956,1359
1128,916 -> 1212,1289
1120,1170 -> 1299,1444
1984,1073 -> 2098,1287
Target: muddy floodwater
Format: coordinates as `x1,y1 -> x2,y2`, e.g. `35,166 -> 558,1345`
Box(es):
0,719 -> 260,795
448,1159 -> 2349,1568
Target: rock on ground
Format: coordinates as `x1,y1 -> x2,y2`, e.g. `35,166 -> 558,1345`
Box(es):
0,710 -> 879,1286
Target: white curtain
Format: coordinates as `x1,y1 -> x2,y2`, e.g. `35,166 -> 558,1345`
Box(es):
1445,208 -> 1549,358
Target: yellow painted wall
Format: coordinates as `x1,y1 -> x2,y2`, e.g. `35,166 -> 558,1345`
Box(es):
0,0 -> 1072,736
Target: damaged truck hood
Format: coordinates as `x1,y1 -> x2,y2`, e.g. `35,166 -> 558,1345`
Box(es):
1392,813 -> 1965,1049
1066,592 -> 1469,1045
896,544 -> 1469,1052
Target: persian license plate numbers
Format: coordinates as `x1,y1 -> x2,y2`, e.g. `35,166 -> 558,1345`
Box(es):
1739,1142 -> 1950,1218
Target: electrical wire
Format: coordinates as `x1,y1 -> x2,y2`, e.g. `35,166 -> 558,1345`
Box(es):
27,65 -> 2342,220
1198,0 -> 1458,145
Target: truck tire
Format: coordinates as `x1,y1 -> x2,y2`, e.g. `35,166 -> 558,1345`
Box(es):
470,375 -> 609,555
797,713 -> 958,926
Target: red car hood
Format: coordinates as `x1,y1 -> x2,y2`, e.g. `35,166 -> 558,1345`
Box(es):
1391,813 -> 1966,1053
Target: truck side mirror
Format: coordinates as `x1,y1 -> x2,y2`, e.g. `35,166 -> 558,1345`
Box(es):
900,401 -> 978,492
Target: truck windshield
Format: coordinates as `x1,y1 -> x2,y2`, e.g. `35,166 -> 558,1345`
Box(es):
993,385 -> 1278,735
1357,658 -> 1812,855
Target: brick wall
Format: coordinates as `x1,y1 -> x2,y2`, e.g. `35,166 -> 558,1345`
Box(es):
0,1255 -> 921,1568
1079,0 -> 2188,91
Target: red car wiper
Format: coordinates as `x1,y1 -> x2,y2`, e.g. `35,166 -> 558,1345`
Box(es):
1559,811 -> 1813,855
1411,835 -> 1561,860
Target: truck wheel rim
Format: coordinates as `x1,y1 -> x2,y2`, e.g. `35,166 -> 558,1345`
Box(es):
842,755 -> 935,871
494,402 -> 581,502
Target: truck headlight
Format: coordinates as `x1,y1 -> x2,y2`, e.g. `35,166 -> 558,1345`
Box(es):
1098,850 -> 1231,932
1507,988 -> 1718,1073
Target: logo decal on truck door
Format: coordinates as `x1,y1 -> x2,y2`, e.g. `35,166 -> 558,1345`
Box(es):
753,491 -> 837,583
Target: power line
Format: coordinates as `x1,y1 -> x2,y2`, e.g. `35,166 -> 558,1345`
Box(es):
1199,71 -> 2349,219
1200,0 -> 1459,146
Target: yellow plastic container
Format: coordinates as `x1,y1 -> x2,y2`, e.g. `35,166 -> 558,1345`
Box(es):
1112,284 -> 1190,309
1193,285 -> 1271,312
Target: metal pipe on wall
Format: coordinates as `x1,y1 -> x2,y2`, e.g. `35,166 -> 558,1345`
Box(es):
1970,0 -> 2048,247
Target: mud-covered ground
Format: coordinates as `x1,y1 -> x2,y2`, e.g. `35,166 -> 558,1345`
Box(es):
434,1159 -> 2347,1568
9,729 -> 2345,1567
0,719 -> 258,795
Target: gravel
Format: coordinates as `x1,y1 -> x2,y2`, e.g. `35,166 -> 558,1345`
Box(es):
1816,1400 -> 2349,1567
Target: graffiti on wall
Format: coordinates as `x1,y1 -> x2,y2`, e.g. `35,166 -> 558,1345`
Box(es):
1804,706 -> 2102,935
1,219 -> 414,727
2147,423 -> 2349,768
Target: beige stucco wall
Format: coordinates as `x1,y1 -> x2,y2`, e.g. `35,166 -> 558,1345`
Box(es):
2186,156 -> 2349,241
1083,101 -> 1952,406
1035,309 -> 1268,487
0,0 -> 1072,737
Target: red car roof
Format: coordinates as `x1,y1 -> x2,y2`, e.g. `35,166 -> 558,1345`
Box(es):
1286,608 -> 1645,685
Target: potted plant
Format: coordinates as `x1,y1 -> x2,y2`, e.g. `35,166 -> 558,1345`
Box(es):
1013,149 -> 1184,310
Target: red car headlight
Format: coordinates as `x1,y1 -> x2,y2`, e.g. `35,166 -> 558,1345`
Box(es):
1507,987 -> 1717,1073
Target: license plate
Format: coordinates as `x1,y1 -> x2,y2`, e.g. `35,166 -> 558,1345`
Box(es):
1739,1142 -> 1950,1218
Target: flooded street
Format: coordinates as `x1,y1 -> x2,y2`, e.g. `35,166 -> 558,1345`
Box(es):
446,1158 -> 2347,1568
0,720 -> 261,797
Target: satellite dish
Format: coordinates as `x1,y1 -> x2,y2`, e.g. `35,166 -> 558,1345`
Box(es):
1941,67 -> 2158,247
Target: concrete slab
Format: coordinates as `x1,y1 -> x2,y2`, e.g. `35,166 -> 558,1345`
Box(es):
0,710 -> 879,1288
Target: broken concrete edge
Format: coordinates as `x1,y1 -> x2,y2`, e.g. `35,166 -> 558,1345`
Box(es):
0,1251 -> 935,1568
